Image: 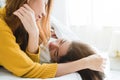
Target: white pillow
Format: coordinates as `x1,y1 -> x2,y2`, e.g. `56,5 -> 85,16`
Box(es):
50,16 -> 80,40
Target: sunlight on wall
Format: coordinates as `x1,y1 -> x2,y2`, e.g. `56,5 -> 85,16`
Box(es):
67,0 -> 120,28
67,0 -> 92,26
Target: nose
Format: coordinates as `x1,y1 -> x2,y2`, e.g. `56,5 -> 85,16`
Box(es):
42,9 -> 46,17
41,6 -> 46,17
49,42 -> 59,51
38,8 -> 46,19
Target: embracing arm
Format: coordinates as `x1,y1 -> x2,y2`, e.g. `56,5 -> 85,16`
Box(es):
56,54 -> 105,77
0,28 -> 57,78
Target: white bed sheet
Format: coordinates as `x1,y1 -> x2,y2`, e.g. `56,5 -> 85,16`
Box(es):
0,67 -> 82,80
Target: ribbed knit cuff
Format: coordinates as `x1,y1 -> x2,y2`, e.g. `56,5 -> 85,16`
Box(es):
26,46 -> 40,62
41,63 -> 58,78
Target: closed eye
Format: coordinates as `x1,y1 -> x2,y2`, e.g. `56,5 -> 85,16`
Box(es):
54,39 -> 66,57
53,39 -> 67,62
60,39 -> 66,46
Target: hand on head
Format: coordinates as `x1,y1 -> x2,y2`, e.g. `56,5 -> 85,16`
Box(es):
84,54 -> 107,73
49,40 -> 107,73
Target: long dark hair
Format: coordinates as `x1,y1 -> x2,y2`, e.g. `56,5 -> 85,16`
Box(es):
4,0 -> 53,51
58,41 -> 105,80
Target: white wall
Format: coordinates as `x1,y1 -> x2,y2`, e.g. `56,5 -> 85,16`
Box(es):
51,0 -> 69,26
51,0 -> 120,52
70,26 -> 120,52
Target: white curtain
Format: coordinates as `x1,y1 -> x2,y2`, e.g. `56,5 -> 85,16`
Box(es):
65,0 -> 120,51
67,0 -> 120,28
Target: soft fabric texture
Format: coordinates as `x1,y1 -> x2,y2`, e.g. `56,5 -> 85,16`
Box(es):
0,67 -> 82,80
0,7 -> 57,78
50,16 -> 80,40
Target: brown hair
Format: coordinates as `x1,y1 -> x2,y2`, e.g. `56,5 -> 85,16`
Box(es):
58,41 -> 105,80
4,0 -> 53,51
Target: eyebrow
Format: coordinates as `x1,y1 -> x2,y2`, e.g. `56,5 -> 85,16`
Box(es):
60,39 -> 66,47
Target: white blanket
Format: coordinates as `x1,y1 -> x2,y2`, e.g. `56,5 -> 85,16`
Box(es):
0,67 -> 82,80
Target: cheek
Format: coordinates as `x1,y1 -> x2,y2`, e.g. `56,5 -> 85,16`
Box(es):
32,5 -> 42,14
28,1 -> 43,14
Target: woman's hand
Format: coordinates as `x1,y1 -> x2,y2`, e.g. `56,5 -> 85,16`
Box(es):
13,4 -> 39,53
13,4 -> 39,35
56,54 -> 106,77
85,54 -> 106,72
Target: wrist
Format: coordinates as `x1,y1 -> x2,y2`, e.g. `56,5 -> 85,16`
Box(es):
28,30 -> 39,38
27,32 -> 39,54
79,57 -> 89,69
26,46 -> 39,54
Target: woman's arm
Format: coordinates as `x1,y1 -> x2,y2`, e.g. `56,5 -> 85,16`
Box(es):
56,54 -> 106,77
0,27 -> 56,78
27,32 -> 39,53
13,4 -> 39,54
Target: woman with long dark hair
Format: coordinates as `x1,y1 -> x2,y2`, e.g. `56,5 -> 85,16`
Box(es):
49,39 -> 105,80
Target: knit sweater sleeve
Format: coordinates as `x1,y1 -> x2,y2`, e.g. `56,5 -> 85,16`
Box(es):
0,22 -> 57,78
25,47 -> 40,63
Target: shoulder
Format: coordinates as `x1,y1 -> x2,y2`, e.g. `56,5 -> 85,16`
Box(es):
0,7 -> 12,33
0,18 -> 12,33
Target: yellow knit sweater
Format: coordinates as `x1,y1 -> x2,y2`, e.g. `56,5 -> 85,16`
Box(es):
0,8 -> 57,78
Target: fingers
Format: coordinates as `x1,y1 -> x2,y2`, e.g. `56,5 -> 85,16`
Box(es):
13,4 -> 39,35
86,54 -> 107,73
13,9 -> 28,24
14,6 -> 33,18
96,54 -> 107,72
91,64 -> 105,73
13,10 -> 24,21
13,4 -> 36,23
19,7 -> 31,20
23,4 -> 35,14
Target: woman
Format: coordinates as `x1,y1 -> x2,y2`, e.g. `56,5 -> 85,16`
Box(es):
49,39 -> 105,80
0,0 -> 106,78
